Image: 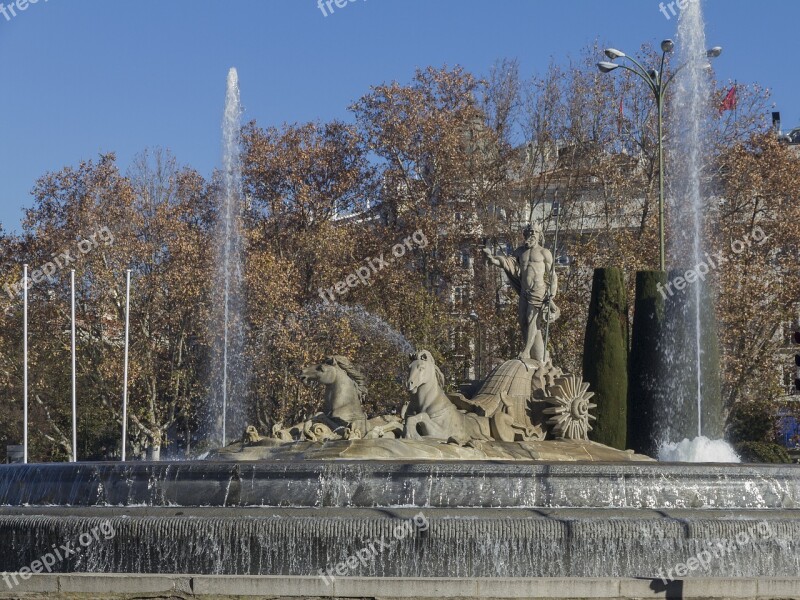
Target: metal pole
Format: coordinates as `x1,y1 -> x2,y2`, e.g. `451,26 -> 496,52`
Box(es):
657,93 -> 666,272
71,270 -> 77,463
121,270 -> 131,462
23,264 -> 28,464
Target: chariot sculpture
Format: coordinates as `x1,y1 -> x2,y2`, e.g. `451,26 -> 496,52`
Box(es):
247,222 -> 598,449
263,349 -> 595,446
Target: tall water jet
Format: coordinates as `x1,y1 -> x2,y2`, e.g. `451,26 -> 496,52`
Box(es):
211,68 -> 248,447
660,1 -> 733,461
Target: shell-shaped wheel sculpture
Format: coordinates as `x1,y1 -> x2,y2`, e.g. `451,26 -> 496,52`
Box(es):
543,375 -> 597,440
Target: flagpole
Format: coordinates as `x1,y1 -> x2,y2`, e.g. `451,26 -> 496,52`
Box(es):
23,264 -> 28,465
70,270 -> 77,463
121,270 -> 131,462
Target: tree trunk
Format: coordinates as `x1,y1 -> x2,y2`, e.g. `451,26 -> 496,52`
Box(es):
148,445 -> 161,462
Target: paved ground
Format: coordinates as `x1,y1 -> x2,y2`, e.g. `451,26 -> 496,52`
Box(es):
1,575 -> 799,599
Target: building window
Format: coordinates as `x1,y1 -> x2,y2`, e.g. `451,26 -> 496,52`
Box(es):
453,286 -> 467,308
460,248 -> 472,269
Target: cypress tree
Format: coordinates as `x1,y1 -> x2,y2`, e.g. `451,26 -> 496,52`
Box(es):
583,268 -> 629,450
628,271 -> 667,457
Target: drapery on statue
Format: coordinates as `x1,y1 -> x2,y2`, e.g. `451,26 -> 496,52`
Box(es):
482,222 -> 560,361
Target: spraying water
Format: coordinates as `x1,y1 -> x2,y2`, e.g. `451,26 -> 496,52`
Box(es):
212,68 -> 247,447
660,2 -> 737,462
309,303 -> 415,354
677,0 -> 707,438
659,436 -> 740,463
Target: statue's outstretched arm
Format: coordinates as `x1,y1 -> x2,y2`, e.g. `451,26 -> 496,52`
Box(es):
481,246 -> 503,267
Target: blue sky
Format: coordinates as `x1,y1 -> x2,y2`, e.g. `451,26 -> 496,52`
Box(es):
1,0 -> 797,232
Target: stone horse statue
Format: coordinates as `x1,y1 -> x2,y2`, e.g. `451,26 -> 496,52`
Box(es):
404,350 -> 491,445
299,356 -> 370,438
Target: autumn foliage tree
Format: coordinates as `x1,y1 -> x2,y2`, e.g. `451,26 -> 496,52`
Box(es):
0,49 -> 796,461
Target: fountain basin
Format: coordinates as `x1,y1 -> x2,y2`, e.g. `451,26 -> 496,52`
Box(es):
0,458 -> 797,510
0,506 -> 797,579
0,458 -> 798,583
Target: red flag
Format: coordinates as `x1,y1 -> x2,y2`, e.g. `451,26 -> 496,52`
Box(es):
719,85 -> 737,113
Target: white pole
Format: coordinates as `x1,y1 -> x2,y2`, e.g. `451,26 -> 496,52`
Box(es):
23,264 -> 28,464
70,270 -> 77,463
121,270 -> 131,462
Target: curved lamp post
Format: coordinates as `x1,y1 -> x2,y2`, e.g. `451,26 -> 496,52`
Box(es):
598,40 -> 722,271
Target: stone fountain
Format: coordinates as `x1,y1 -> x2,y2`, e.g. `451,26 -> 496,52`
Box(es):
212,216 -> 643,463
0,207 -> 798,600
0,52 -> 798,599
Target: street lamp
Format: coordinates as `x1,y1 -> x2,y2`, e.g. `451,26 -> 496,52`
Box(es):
597,40 -> 722,271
